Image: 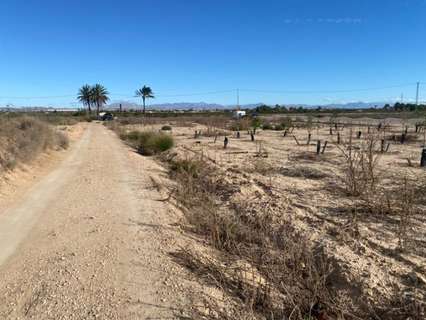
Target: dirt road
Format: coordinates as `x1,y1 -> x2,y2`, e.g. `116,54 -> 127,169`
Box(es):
0,123 -> 188,319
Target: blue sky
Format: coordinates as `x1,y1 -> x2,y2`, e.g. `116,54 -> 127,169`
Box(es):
0,0 -> 425,107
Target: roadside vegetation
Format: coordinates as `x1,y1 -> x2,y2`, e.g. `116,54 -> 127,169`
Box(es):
0,116 -> 69,171
106,122 -> 174,156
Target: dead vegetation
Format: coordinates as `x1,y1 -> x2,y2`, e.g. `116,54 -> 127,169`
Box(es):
164,153 -> 424,319
113,115 -> 425,319
0,116 -> 69,171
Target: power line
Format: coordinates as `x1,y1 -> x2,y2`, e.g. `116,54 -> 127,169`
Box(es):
0,82 -> 424,100
239,83 -> 418,94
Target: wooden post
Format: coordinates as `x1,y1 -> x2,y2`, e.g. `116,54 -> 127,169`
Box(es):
283,130 -> 287,137
401,133 -> 406,144
329,127 -> 333,135
337,132 -> 340,144
357,131 -> 362,139
321,141 -> 328,154
224,137 -> 228,149
236,131 -> 240,139
307,133 -> 311,145
381,139 -> 385,153
250,132 -> 255,141
421,148 -> 426,167
316,140 -> 321,155
293,135 -> 300,145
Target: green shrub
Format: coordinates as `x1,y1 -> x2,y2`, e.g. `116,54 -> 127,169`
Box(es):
161,125 -> 172,131
120,130 -> 174,156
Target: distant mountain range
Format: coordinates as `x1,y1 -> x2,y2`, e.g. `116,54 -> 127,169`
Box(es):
106,101 -> 387,111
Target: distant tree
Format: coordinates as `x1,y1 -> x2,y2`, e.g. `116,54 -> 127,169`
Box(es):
135,85 -> 155,113
77,84 -> 93,113
91,84 -> 109,116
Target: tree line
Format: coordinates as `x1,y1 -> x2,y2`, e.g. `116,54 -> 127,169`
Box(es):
77,84 -> 154,115
251,103 -> 426,114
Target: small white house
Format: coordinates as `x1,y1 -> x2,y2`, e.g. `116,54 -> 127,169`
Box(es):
233,110 -> 246,119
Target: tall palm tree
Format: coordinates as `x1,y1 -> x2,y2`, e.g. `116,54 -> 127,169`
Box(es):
77,84 -> 93,113
135,86 -> 155,113
91,84 -> 109,115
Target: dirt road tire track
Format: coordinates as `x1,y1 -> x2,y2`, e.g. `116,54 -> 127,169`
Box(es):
0,123 -> 187,319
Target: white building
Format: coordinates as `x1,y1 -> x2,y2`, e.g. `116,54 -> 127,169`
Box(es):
233,110 -> 246,119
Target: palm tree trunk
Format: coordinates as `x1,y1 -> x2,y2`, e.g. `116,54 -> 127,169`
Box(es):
88,101 -> 91,113
97,101 -> 100,116
143,97 -> 146,114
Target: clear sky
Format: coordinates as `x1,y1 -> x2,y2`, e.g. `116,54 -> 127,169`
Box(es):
0,0 -> 425,107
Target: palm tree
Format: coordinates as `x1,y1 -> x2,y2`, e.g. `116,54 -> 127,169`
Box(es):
135,85 -> 155,113
91,84 -> 109,115
77,84 -> 93,113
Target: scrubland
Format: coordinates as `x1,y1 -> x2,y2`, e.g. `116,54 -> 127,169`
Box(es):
110,114 -> 425,319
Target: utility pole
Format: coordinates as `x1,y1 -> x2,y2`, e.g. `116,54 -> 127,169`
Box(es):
416,82 -> 420,105
236,88 -> 240,110
400,93 -> 404,103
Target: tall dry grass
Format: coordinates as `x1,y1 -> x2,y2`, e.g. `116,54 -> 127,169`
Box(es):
0,116 -> 68,171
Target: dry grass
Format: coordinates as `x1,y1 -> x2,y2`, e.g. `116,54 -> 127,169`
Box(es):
0,116 -> 69,171
165,156 -> 388,319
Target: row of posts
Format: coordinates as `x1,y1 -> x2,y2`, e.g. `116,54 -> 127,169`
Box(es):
197,127 -> 426,167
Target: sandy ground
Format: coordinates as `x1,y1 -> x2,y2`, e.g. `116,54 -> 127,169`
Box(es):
133,118 -> 426,308
0,123 -> 195,319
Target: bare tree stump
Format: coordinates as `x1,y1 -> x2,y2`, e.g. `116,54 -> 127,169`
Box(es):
421,148 -> 426,167
224,137 -> 229,149
316,140 -> 321,155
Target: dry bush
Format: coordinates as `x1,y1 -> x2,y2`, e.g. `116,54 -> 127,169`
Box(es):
279,165 -> 329,180
228,118 -> 251,131
0,116 -> 69,171
250,158 -> 274,175
337,133 -> 381,196
360,175 -> 423,252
